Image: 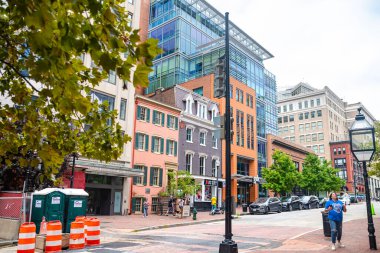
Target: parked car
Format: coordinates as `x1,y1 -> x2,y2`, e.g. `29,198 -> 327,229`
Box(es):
319,197 -> 328,208
339,196 -> 351,205
249,197 -> 282,214
301,195 -> 319,209
281,196 -> 303,211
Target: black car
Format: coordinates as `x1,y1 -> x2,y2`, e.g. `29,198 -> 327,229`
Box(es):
249,197 -> 282,214
281,196 -> 303,211
301,195 -> 319,209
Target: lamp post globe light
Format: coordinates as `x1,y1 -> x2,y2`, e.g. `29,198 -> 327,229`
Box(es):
349,108 -> 377,250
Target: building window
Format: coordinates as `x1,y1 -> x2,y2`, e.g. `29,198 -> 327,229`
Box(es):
212,133 -> 217,149
305,123 -> 310,131
289,126 -> 295,134
167,115 -> 178,129
128,0 -> 134,4
289,104 -> 293,111
236,110 -> 244,147
311,122 -> 316,130
290,136 -> 295,142
304,112 -> 309,119
247,114 -> 255,149
193,87 -> 203,96
283,116 -> 288,123
312,145 -> 318,153
152,136 -> 162,153
343,147 -> 346,154
135,133 -> 148,151
334,148 -> 337,155
153,110 -> 164,126
200,156 -> 206,176
236,88 -> 243,103
186,127 -> 193,142
107,70 -> 116,84
298,113 -> 303,120
312,133 -> 317,141
298,102 -> 302,109
197,103 -> 207,119
152,197 -> 159,212
200,131 -> 206,146
237,158 -> 249,176
153,167 -> 159,186
119,99 -> 127,120
283,105 -> 287,113
319,145 -> 325,154
289,115 -> 294,122
137,106 -> 150,122
278,117 -> 283,124
318,133 -> 324,141
300,135 -> 305,143
306,134 -> 311,142
134,165 -> 144,185
317,121 -> 323,129
246,94 -> 254,108
338,148 -> 341,154
299,124 -> 304,132
311,100 -> 314,107
317,110 -> 322,117
317,98 -> 321,106
134,198 -> 142,213
186,154 -> 193,173
167,140 -> 177,156
212,159 -> 218,177
304,101 -> 308,108
283,126 -> 288,134
311,111 -> 316,118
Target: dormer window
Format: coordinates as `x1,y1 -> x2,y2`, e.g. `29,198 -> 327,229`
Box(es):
197,102 -> 207,120
184,94 -> 194,114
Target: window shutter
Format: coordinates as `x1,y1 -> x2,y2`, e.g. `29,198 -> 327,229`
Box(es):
151,136 -> 155,153
175,117 -> 178,130
167,115 -> 170,128
161,113 -> 165,127
143,166 -> 147,186
159,168 -> 163,187
153,110 -> 157,124
166,139 -> 169,155
145,135 -> 149,151
174,141 -> 178,157
134,133 -> 139,149
150,167 -> 154,186
137,106 -> 141,120
146,108 -> 150,122
131,198 -> 136,213
133,175 -> 137,185
160,138 -> 164,154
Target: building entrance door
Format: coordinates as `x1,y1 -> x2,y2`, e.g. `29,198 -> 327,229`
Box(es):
237,182 -> 250,205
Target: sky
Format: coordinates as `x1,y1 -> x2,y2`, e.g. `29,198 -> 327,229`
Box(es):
207,0 -> 380,120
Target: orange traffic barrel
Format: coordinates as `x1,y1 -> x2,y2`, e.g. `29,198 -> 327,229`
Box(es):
69,221 -> 85,250
75,216 -> 87,244
17,222 -> 36,253
45,220 -> 62,253
86,218 -> 100,246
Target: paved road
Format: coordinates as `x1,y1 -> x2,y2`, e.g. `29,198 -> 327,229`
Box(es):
1,202 -> 378,252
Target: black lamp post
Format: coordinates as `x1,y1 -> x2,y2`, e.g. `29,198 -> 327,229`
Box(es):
349,108 -> 377,250
70,152 -> 79,188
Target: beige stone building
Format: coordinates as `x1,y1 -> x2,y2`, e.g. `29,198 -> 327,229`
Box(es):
277,83 -> 348,161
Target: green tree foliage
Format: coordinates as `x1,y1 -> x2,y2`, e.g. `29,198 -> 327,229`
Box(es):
368,122 -> 380,177
301,154 -> 345,195
262,150 -> 300,196
0,0 -> 161,190
164,170 -> 199,198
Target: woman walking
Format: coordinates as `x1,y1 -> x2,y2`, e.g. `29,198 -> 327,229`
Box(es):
143,198 -> 150,218
322,192 -> 347,251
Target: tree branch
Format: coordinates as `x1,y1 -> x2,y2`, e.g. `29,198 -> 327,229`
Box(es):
0,59 -> 40,93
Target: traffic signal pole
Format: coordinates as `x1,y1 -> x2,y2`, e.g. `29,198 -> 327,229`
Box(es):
219,12 -> 238,253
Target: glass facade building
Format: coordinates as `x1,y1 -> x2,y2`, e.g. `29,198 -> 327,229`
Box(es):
147,0 -> 277,180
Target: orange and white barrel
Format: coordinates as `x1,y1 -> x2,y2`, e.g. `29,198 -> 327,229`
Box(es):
17,222 -> 36,253
86,218 -> 100,246
69,221 -> 85,250
45,220 -> 62,253
75,216 -> 87,244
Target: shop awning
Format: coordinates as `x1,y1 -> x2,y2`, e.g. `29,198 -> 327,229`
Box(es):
72,159 -> 143,178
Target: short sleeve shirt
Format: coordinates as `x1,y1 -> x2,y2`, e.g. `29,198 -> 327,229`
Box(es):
325,200 -> 344,222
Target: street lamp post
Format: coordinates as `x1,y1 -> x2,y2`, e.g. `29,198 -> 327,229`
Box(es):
349,108 -> 377,250
70,152 -> 79,188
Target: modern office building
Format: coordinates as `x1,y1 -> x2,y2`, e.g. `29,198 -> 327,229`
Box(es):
132,95 -> 181,214
151,85 -> 223,210
277,83 -> 348,160
146,0 -> 277,198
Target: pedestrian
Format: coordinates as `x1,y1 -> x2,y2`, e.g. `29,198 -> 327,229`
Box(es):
143,198 -> 149,218
322,192 -> 347,251
211,196 -> 217,213
166,195 -> 173,216
179,198 -> 184,219
158,198 -> 164,216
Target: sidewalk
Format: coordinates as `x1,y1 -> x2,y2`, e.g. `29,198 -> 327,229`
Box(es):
264,217 -> 380,252
98,207 -> 246,233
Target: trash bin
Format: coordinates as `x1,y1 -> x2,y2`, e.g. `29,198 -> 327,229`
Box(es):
322,213 -> 331,237
61,189 -> 89,233
242,203 -> 248,213
31,188 -> 66,233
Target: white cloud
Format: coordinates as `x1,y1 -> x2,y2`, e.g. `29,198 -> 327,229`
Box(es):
207,0 -> 380,120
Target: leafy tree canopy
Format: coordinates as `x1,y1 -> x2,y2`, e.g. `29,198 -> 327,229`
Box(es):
164,170 -> 199,198
0,0 -> 161,189
262,150 -> 300,196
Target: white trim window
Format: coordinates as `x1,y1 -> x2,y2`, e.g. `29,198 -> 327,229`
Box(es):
186,153 -> 193,173
212,133 -> 217,149
212,159 -> 217,177
200,131 -> 206,146
199,156 -> 206,176
197,102 -> 207,120
185,95 -> 194,114
186,127 -> 193,142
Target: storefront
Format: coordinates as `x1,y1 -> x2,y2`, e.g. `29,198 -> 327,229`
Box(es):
192,178 -> 223,211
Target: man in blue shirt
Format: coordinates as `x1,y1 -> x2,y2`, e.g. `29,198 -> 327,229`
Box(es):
322,192 -> 347,251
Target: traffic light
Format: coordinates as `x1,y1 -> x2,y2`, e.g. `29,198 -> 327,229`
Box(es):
213,56 -> 225,98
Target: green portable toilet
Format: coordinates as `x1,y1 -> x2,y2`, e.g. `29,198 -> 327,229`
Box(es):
61,188 -> 89,233
31,188 -> 66,233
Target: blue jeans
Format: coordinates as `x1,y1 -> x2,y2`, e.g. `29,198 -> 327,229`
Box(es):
143,208 -> 148,217
329,220 -> 342,244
